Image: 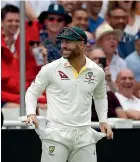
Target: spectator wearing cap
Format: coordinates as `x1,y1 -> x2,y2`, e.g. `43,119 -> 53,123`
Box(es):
106,5 -> 136,59
125,32 -> 140,82
96,22 -> 127,82
86,1 -> 104,33
69,8 -> 89,31
115,69 -> 140,120
39,3 -> 72,63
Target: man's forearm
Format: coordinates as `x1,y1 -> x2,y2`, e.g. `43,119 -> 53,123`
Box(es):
94,98 -> 108,123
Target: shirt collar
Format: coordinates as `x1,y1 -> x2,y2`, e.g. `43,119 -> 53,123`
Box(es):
60,56 -> 94,69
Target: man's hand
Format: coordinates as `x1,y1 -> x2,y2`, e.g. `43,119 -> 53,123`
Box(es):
23,114 -> 39,128
104,66 -> 112,82
99,122 -> 113,139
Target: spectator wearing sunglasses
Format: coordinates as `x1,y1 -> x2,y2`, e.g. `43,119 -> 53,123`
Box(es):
38,3 -> 72,63
85,31 -> 95,53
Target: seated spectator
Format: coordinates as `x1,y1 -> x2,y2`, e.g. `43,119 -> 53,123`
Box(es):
88,47 -> 117,92
86,1 -> 104,33
125,32 -> 140,82
95,22 -> 127,81
38,3 -> 72,63
69,8 -> 89,31
115,69 -> 140,120
106,4 -> 136,59
84,31 -> 95,53
91,91 -> 127,121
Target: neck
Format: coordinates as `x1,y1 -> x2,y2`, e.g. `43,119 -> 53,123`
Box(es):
69,54 -> 86,73
47,30 -> 59,44
89,12 -> 98,21
106,53 -> 114,62
118,90 -> 134,99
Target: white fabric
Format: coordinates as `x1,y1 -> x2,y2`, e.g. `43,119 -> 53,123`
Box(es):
110,54 -> 127,81
28,0 -> 55,17
115,92 -> 140,111
124,15 -> 140,36
1,1 -> 20,8
25,57 -> 108,126
35,122 -> 105,162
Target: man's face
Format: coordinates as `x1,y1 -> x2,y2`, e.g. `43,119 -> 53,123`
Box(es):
88,49 -> 105,64
44,14 -> 65,33
59,1 -> 76,13
135,39 -> 140,55
99,33 -> 118,55
108,9 -> 128,31
87,1 -> 103,15
73,10 -> 88,31
117,70 -> 135,92
118,1 -> 133,12
2,12 -> 19,35
61,39 -> 83,60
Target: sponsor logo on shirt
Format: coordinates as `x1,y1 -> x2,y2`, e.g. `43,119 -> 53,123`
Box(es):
58,71 -> 70,80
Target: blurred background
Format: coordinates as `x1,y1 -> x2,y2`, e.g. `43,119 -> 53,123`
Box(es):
1,0 -> 140,162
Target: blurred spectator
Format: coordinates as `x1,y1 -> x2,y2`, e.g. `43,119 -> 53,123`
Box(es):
133,82 -> 140,99
1,4 -> 20,108
1,4 -> 20,53
107,3 -> 138,59
69,8 -> 89,31
95,22 -> 127,81
115,69 -> 140,120
84,31 -> 95,53
135,1 -> 140,15
125,32 -> 140,82
39,3 -> 72,63
88,47 -> 117,92
86,1 -> 104,33
91,91 -> 127,121
108,1 -> 140,36
58,0 -> 77,14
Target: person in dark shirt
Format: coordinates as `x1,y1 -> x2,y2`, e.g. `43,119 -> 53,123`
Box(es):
91,91 -> 127,121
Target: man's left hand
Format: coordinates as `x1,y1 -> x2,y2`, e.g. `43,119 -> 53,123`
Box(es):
99,122 -> 113,139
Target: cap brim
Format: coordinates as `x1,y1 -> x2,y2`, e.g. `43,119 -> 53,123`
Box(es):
38,11 -> 72,24
57,35 -> 80,41
97,29 -> 123,42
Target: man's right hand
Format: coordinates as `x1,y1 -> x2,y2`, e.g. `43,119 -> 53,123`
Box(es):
23,114 -> 39,128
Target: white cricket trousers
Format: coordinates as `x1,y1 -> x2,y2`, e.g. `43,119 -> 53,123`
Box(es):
35,122 -> 105,162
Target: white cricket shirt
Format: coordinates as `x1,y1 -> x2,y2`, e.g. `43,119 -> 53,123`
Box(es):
25,57 -> 108,126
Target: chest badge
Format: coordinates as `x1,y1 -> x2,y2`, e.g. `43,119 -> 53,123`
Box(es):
58,71 -> 70,80
84,72 -> 95,84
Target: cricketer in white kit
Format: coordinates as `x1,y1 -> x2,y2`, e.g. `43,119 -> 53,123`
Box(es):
25,26 -> 113,162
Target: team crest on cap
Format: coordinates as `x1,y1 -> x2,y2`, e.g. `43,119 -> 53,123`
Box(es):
54,4 -> 59,11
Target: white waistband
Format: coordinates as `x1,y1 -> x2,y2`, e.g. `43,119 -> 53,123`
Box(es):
47,122 -> 91,131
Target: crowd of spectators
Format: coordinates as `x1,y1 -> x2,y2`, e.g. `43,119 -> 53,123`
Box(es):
1,1 -> 140,122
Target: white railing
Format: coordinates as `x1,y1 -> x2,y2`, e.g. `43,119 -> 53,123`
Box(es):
2,117 -> 140,129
